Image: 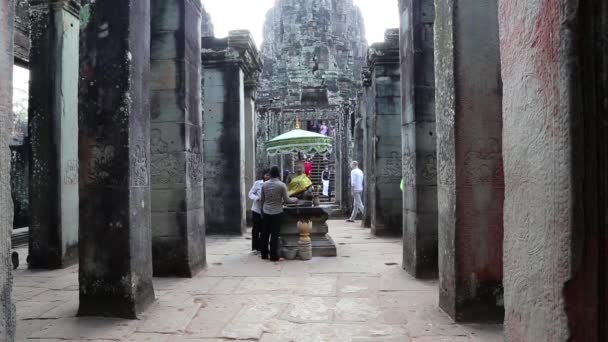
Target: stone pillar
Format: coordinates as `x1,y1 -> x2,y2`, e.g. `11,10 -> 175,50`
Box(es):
0,0 -> 16,338
27,0 -> 80,269
360,68 -> 373,228
500,0 -> 607,340
434,0 -> 504,322
202,31 -> 262,235
78,0 -> 155,318
244,83 -> 258,225
367,30 -> 403,236
399,0 -> 438,279
149,0 -> 205,278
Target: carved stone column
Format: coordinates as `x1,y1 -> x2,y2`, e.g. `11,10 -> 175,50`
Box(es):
399,0 -> 438,278
150,0 -> 205,277
0,0 -> 16,338
28,0 -> 80,269
435,0 -> 504,322
367,30 -> 403,236
78,0 -> 155,318
201,31 -> 262,235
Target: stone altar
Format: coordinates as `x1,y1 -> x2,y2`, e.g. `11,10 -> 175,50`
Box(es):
280,206 -> 337,257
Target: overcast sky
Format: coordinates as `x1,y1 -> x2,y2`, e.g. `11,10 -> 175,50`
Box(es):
202,0 -> 400,46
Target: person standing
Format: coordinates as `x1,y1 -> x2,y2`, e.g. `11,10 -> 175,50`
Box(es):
347,161 -> 364,223
304,157 -> 313,178
248,168 -> 270,253
319,121 -> 328,136
260,166 -> 298,261
322,166 -> 331,198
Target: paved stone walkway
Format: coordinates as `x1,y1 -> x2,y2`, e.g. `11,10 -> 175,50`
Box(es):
12,220 -> 503,341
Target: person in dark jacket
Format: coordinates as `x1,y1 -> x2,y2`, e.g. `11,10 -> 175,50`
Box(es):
260,166 -> 298,261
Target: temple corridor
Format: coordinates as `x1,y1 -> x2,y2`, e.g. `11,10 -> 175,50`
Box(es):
12,221 -> 502,341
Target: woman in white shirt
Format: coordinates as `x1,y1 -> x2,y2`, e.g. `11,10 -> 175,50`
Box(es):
248,168 -> 270,253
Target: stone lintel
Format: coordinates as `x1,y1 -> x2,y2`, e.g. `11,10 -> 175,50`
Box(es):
367,29 -> 400,69
30,0 -> 81,17
202,30 -> 262,89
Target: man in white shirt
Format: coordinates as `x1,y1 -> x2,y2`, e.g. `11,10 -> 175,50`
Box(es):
347,161 -> 365,222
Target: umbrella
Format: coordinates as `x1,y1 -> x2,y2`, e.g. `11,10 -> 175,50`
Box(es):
265,129 -> 333,156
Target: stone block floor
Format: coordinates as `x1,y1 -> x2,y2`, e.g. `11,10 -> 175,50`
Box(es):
12,220 -> 503,341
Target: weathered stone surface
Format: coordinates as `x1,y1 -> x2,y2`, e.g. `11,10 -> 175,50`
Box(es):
13,0 -> 29,64
200,4 -> 214,38
434,0 -> 504,322
368,30 -> 403,236
78,0 -> 155,318
399,0 -> 438,279
13,221 -> 504,341
258,0 -> 367,108
499,0 -> 608,340
150,0 -> 205,277
202,31 -> 262,235
28,0 -> 80,270
1,0 -> 16,339
359,68 -> 373,228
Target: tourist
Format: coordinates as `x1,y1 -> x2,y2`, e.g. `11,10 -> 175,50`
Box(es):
322,166 -> 331,198
304,157 -> 313,177
260,166 -> 298,261
320,121 -> 328,136
248,168 -> 270,254
347,161 -> 364,223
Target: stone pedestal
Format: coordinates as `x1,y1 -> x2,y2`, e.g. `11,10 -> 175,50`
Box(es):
367,30 -> 403,236
500,0 -> 607,339
399,0 -> 438,279
150,0 -> 205,277
27,0 -> 80,270
435,0 -> 504,322
281,207 -> 337,257
202,31 -> 261,235
0,0 -> 16,338
78,0 -> 155,318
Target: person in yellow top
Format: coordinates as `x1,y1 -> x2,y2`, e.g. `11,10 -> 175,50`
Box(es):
288,168 -> 313,197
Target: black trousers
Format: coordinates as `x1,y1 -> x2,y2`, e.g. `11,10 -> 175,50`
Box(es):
261,213 -> 283,260
251,211 -> 263,251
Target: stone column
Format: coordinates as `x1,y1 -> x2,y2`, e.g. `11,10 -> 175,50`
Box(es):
149,0 -> 205,278
500,0 -> 607,339
434,0 -> 504,322
78,0 -> 155,318
244,82 -> 258,225
27,0 -> 80,269
0,0 -> 16,338
202,31 -> 262,235
367,30 -> 403,236
360,68 -> 373,228
399,0 -> 438,278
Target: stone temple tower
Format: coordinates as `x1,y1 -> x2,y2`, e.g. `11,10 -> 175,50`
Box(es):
258,0 -> 368,108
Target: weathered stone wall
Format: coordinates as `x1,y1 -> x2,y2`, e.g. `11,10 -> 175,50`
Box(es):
0,0 -> 16,338
14,0 -> 29,65
435,0 -> 504,322
258,0 -> 367,108
500,0 -> 608,339
10,142 -> 28,229
399,0 -> 438,279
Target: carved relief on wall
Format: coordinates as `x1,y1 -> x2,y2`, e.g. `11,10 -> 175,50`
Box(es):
378,151 -> 402,184
463,138 -> 502,186
87,144 -> 115,185
421,153 -> 437,183
132,144 -> 149,186
63,160 -> 78,185
188,150 -> 204,185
